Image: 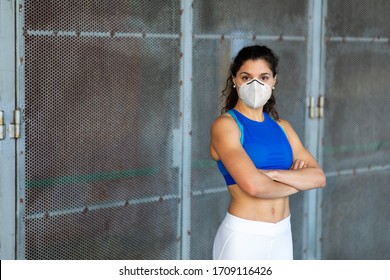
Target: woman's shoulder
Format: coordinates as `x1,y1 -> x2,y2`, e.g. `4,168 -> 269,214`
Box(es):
274,118 -> 303,144
210,112 -> 241,137
275,118 -> 292,129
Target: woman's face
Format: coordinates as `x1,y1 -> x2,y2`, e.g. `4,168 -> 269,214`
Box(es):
233,59 -> 277,88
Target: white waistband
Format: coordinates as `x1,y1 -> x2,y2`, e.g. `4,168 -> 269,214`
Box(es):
222,212 -> 291,236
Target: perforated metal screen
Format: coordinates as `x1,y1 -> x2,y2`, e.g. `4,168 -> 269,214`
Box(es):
321,0 -> 390,259
23,0 -> 182,259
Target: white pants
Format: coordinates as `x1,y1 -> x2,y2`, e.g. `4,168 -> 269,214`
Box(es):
213,213 -> 293,260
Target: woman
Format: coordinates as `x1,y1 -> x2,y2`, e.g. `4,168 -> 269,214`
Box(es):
210,45 -> 326,260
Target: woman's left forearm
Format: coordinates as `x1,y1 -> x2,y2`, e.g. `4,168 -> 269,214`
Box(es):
264,167 -> 326,190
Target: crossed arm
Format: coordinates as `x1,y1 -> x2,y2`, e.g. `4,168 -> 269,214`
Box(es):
210,115 -> 326,199
262,119 -> 326,191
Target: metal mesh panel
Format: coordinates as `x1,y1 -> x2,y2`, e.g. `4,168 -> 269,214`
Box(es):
321,0 -> 390,260
326,0 -> 390,37
193,0 -> 308,35
190,0 -> 308,259
323,43 -> 390,172
25,0 -> 180,34
23,0 -> 181,259
322,171 -> 390,259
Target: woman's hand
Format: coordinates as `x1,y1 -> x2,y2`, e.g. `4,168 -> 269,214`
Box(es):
290,159 -> 308,170
261,159 -> 308,181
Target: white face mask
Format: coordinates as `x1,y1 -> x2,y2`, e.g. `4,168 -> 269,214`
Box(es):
237,78 -> 272,109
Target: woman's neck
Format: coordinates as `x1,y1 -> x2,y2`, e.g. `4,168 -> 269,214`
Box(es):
234,102 -> 265,122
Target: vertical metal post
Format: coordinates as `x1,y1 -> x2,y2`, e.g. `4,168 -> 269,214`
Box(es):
180,0 -> 193,260
16,0 -> 27,259
303,0 -> 325,260
315,0 -> 327,261
0,0 -> 16,259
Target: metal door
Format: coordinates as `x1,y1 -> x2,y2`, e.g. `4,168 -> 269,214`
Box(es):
320,0 -> 390,259
17,0 -> 184,259
191,0 -> 320,259
0,0 -> 17,260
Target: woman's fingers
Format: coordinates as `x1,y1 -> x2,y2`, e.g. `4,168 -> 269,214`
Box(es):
291,159 -> 308,170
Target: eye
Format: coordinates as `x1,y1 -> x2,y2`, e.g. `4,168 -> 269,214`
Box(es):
242,76 -> 250,81
260,75 -> 270,81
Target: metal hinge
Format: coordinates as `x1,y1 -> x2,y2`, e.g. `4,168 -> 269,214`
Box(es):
0,110 -> 5,140
8,109 -> 22,139
309,95 -> 324,119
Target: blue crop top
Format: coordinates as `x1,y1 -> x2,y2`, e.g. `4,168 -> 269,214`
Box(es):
217,109 -> 293,185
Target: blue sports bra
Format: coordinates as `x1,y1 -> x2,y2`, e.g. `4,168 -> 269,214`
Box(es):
217,109 -> 293,185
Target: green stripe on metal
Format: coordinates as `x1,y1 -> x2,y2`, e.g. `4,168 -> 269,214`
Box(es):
26,159 -> 218,189
323,140 -> 390,154
191,159 -> 216,168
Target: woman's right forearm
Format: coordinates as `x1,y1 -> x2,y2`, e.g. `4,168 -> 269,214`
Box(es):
245,176 -> 300,199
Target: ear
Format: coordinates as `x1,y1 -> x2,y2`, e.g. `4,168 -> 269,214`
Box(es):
232,76 -> 237,87
273,74 -> 278,87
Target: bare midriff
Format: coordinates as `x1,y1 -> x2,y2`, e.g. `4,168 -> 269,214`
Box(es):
227,184 -> 290,223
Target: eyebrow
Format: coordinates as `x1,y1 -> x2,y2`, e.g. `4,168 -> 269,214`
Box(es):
239,71 -> 272,76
